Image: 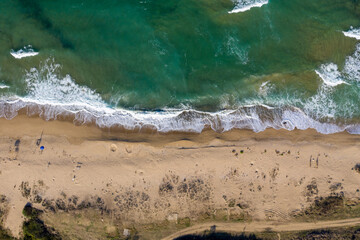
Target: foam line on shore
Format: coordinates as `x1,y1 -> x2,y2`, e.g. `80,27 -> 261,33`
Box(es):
1,55 -> 360,135
0,98 -> 359,134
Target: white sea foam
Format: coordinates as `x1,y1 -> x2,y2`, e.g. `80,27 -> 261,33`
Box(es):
1,95 -> 357,134
24,59 -> 106,108
0,58 -> 358,135
344,43 -> 360,82
0,84 -> 9,89
229,0 -> 268,14
258,81 -> 273,96
343,26 -> 360,40
305,43 -> 360,123
315,63 -> 349,87
304,83 -> 338,119
315,43 -> 360,85
10,45 -> 39,59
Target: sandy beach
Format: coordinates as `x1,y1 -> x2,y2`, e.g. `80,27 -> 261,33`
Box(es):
0,116 -> 360,239
2,1 -> 360,239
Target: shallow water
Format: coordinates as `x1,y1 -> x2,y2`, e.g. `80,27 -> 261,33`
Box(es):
0,0 -> 360,133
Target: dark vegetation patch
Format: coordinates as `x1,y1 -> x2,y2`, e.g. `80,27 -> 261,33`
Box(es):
329,182 -> 342,192
0,195 -> 12,239
354,163 -> 360,173
39,195 -> 109,215
282,226 -> 360,240
305,179 -> 318,199
55,199 -> 66,211
0,195 -> 8,220
296,194 -> 360,220
176,227 -> 360,240
298,195 -> 343,218
158,174 -> 179,196
33,195 -> 43,204
174,232 -> 262,240
0,227 -> 12,239
38,208 -> 123,240
20,181 -> 31,199
159,175 -> 211,202
76,200 -> 92,210
114,190 -> 150,212
159,181 -> 174,195
42,199 -> 56,213
23,203 -> 61,240
187,179 -> 211,201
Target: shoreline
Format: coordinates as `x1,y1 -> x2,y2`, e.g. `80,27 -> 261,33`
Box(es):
0,116 -> 359,239
2,99 -> 360,135
1,114 -> 360,143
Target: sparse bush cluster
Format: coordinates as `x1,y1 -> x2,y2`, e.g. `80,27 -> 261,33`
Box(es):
311,195 -> 344,215
354,164 -> 360,173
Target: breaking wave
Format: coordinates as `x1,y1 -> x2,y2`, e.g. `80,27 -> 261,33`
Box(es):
304,43 -> 360,121
343,26 -> 360,40
1,98 -> 359,134
229,0 -> 268,14
10,45 -> 39,59
0,84 -> 10,89
0,58 -> 359,134
315,63 -> 349,87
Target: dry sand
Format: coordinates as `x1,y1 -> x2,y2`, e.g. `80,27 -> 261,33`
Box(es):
0,116 -> 360,238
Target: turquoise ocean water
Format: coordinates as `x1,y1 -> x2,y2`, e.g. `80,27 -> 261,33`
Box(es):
0,0 -> 360,133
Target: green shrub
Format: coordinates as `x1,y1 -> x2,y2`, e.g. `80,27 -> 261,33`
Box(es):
22,203 -> 61,240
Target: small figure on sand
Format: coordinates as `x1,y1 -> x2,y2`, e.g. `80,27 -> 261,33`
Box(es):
40,146 -> 44,154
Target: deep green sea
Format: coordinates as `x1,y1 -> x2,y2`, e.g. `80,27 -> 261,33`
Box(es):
0,0 -> 360,133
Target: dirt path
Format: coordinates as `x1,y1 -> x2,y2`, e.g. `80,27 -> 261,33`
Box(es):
162,218 -> 360,240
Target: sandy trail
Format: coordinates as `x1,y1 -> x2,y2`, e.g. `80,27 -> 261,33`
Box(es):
162,218 -> 360,240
